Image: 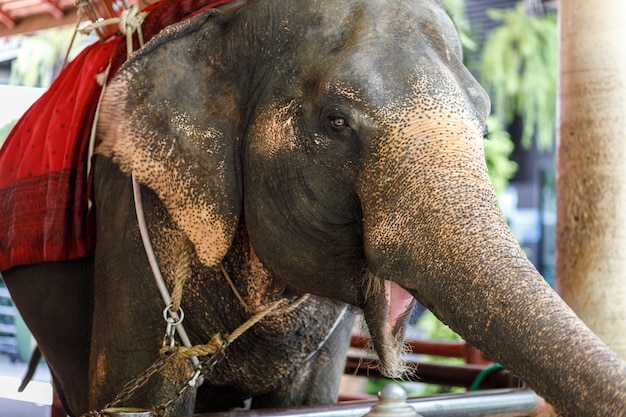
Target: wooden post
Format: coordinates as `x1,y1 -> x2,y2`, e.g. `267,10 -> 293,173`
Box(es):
556,0 -> 626,359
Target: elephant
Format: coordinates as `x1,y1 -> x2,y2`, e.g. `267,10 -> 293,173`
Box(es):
2,0 -> 626,416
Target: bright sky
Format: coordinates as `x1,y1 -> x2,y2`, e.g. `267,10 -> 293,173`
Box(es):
0,85 -> 45,127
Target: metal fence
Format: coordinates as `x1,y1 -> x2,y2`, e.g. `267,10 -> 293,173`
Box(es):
193,388 -> 542,417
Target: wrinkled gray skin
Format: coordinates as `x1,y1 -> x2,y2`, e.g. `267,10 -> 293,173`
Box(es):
3,0 -> 626,416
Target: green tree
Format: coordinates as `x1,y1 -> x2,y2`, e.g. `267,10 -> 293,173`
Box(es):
480,3 -> 558,150
0,119 -> 18,148
442,0 -> 518,196
9,26 -> 85,88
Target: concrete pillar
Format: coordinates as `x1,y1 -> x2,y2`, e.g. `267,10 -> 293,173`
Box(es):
556,0 -> 626,358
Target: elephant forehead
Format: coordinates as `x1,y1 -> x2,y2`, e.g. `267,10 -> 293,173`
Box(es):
372,70 -> 488,183
377,69 -> 486,138
247,100 -> 317,157
323,80 -> 365,103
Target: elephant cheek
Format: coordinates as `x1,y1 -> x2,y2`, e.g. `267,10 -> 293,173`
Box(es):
362,270 -> 415,378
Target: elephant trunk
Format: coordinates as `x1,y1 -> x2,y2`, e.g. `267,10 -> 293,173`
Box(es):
358,118 -> 626,416
416,235 -> 626,417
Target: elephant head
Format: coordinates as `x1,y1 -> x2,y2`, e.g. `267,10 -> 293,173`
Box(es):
98,0 -> 626,415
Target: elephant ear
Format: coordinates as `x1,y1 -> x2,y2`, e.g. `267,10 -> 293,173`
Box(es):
98,10 -> 241,268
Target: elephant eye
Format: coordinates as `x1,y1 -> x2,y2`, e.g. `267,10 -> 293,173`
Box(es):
329,115 -> 349,131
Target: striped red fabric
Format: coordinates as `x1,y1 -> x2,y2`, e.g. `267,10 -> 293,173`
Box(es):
0,0 -> 236,271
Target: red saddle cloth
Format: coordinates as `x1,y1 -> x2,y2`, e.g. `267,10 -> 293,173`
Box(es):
0,0 -> 234,272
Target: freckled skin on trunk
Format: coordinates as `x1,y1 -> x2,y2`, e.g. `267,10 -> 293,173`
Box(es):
358,96 -> 626,416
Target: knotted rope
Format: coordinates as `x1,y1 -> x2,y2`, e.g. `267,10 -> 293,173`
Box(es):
77,1 -> 149,182
80,5 -> 148,56
84,234 -> 311,417
170,239 -> 194,314
164,239 -> 311,361
73,4 -> 314,412
219,263 -> 311,315
169,293 -> 311,360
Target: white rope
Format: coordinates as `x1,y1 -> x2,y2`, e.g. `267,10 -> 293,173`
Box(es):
86,63 -> 110,199
80,5 -> 148,56
132,174 -> 201,371
304,305 -> 349,362
79,1 -> 193,367
84,2 -> 148,200
79,0 -> 206,395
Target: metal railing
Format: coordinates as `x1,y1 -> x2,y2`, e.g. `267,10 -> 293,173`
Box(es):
345,334 -> 519,391
192,388 -> 542,417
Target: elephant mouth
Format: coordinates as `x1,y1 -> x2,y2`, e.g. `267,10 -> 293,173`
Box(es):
362,271 -> 415,378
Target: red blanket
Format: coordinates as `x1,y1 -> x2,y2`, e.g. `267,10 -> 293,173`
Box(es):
0,0 -> 235,272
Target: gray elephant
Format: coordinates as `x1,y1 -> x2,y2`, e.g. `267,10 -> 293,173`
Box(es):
2,0 -> 626,416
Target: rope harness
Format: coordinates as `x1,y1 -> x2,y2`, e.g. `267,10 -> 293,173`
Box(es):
86,212 -> 311,417
77,7 -> 312,416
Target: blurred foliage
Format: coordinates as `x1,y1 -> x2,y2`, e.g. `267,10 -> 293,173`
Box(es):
484,116 -> 518,196
415,310 -> 462,342
9,26 -> 84,88
441,0 -> 478,55
411,311 -> 466,395
442,0 -> 518,197
0,119 -> 18,148
480,3 -> 557,150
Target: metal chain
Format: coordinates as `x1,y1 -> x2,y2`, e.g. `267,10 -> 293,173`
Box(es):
80,354 -> 170,417
154,340 -> 228,416
105,354 -> 172,409
81,343 -> 228,417
154,364 -> 204,416
162,304 -> 185,355
199,339 -> 229,374
81,241 -> 309,417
